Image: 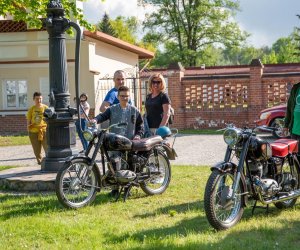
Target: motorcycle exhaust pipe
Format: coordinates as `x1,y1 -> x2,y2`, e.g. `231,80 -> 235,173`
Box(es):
258,189 -> 300,205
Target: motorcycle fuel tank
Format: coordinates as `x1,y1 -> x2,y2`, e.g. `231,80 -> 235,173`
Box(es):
248,136 -> 272,160
104,133 -> 133,151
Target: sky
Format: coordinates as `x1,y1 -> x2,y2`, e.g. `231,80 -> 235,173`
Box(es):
83,0 -> 300,48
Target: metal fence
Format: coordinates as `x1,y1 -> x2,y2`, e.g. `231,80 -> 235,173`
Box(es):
95,77 -> 149,111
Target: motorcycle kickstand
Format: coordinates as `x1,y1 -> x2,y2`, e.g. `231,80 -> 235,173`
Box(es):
251,200 -> 269,215
123,185 -> 133,202
115,187 -> 122,202
114,185 -> 132,202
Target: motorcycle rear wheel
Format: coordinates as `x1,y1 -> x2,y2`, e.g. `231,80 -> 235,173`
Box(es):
204,170 -> 244,230
275,156 -> 300,209
55,158 -> 100,209
140,151 -> 171,195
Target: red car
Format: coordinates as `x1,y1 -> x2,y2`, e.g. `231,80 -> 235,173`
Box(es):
255,104 -> 287,138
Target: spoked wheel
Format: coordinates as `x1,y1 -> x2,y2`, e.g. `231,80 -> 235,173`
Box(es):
140,151 -> 171,195
55,158 -> 100,209
275,156 -> 300,209
204,170 -> 244,230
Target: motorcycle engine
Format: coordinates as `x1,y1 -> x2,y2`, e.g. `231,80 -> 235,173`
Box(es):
129,154 -> 148,172
248,160 -> 268,178
109,152 -> 128,171
254,177 -> 280,197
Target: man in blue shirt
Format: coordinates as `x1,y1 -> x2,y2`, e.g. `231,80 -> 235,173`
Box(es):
100,70 -> 131,112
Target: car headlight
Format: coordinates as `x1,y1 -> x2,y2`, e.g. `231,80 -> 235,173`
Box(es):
259,111 -> 271,120
223,128 -> 242,147
83,130 -> 94,141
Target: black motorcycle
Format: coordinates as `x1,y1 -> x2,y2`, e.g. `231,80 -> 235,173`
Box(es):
204,124 -> 300,230
55,123 -> 177,208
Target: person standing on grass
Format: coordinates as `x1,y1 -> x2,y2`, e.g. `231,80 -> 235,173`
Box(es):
26,92 -> 48,165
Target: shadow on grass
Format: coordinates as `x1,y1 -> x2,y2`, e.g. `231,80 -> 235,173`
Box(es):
0,194 -> 62,220
134,200 -> 202,219
0,191 -> 114,220
0,188 -> 154,220
107,214 -> 210,245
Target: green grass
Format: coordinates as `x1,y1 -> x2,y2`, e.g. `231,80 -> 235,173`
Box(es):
1,165 -> 300,249
0,166 -> 19,171
0,135 -> 30,146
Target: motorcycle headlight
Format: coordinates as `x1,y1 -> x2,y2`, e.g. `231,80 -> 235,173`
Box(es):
83,130 -> 94,141
223,128 -> 242,147
259,111 -> 271,120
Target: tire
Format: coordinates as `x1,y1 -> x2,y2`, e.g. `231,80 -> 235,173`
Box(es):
55,158 -> 100,209
140,151 -> 171,195
275,157 -> 300,209
271,118 -> 285,138
204,170 -> 244,230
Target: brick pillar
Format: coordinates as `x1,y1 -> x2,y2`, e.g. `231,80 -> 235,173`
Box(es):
167,62 -> 185,129
248,58 -> 264,126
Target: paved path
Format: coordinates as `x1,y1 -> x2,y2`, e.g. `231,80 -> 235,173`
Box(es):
0,135 -> 227,167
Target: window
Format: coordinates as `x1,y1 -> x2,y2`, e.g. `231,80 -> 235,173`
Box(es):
3,80 -> 28,109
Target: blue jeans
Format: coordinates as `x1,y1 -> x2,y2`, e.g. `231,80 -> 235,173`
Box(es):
75,119 -> 88,150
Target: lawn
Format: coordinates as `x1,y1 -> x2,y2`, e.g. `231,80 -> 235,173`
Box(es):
0,135 -> 30,146
0,166 -> 18,171
1,165 -> 300,249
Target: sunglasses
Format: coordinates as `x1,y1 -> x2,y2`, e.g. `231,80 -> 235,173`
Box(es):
152,80 -> 162,85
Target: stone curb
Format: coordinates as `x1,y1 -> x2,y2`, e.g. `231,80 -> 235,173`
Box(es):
0,166 -> 56,192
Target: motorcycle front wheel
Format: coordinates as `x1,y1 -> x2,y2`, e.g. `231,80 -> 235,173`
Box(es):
204,170 -> 244,230
55,158 -> 100,209
140,151 -> 171,195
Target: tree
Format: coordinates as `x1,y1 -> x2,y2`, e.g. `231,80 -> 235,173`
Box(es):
0,0 -> 95,31
222,46 -> 267,65
110,16 -> 138,44
262,50 -> 278,64
141,0 -> 248,66
95,15 -> 156,69
272,37 -> 298,63
97,13 -> 116,36
295,14 -> 300,57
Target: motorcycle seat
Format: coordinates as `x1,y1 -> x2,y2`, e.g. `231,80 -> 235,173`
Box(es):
270,139 -> 298,157
132,135 -> 163,151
